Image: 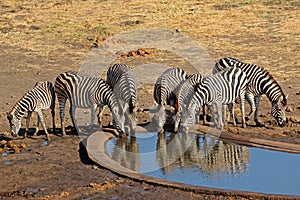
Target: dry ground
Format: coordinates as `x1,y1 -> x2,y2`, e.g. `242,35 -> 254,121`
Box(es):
0,0 -> 300,199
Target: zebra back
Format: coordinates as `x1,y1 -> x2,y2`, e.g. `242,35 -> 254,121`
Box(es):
154,68 -> 188,106
55,71 -> 107,108
106,63 -> 137,114
194,67 -> 247,107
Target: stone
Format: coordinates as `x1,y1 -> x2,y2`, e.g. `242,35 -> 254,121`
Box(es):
286,106 -> 294,112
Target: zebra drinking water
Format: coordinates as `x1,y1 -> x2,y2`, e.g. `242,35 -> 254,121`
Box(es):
180,67 -> 248,131
214,57 -> 288,127
106,63 -> 137,135
153,68 -> 188,133
54,71 -> 125,137
7,81 -> 55,141
174,73 -> 204,132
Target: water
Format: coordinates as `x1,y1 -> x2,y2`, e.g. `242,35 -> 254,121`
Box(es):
106,132 -> 300,196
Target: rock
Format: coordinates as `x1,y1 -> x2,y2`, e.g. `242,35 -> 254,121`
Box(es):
127,50 -> 137,57
19,143 -> 27,149
60,192 -> 69,197
13,146 -> 20,153
289,117 -> 300,123
7,141 -> 13,148
87,181 -> 115,190
286,106 -> 294,112
0,140 -> 7,146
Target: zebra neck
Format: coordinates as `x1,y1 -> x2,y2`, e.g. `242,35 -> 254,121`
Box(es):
11,102 -> 27,120
260,75 -> 285,104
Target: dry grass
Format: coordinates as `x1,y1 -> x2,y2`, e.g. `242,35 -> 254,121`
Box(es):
0,0 -> 299,87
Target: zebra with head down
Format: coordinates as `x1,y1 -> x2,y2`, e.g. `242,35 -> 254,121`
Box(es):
153,68 -> 188,133
7,81 -> 55,141
180,67 -> 248,132
214,57 -> 288,127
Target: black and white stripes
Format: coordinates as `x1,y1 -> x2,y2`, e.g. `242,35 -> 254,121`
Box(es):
7,81 -> 55,141
180,67 -> 248,131
214,57 -> 288,127
54,71 -> 125,136
106,64 -> 137,134
153,68 -> 188,132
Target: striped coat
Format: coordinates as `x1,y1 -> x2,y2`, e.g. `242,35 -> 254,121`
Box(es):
7,81 -> 55,141
214,57 -> 288,127
55,71 -> 125,136
106,64 -> 137,135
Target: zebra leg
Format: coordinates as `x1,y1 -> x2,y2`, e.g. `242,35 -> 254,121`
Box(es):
69,104 -> 78,134
245,92 -> 255,122
174,111 -> 180,132
228,103 -> 237,126
58,97 -> 67,136
37,110 -> 50,141
25,111 -> 32,138
128,112 -> 137,136
223,104 -> 228,126
202,105 -> 206,125
51,98 -> 55,134
254,95 -> 262,126
240,93 -> 247,128
97,105 -> 104,128
157,104 -> 166,133
89,104 -> 97,130
216,101 -> 224,129
33,113 -> 40,136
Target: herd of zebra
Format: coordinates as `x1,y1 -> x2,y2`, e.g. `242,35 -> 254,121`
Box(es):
7,57 -> 288,141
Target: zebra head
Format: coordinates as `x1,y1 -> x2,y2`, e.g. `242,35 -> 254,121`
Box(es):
271,94 -> 288,127
111,104 -> 126,137
7,113 -> 21,137
180,103 -> 198,133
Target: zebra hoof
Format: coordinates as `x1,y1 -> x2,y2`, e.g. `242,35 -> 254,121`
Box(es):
255,121 -> 264,127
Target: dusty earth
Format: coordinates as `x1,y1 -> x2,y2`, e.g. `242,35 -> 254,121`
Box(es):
0,0 -> 300,199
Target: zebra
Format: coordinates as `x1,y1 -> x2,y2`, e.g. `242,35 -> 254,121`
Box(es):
214,57 -> 288,127
106,63 -> 137,135
180,67 -> 248,131
7,81 -> 55,141
54,71 -> 125,137
174,73 -> 204,132
153,68 -> 188,133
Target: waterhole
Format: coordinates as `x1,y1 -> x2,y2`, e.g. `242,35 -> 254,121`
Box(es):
106,132 -> 300,196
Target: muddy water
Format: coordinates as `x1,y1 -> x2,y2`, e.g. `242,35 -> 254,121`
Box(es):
106,132 -> 300,196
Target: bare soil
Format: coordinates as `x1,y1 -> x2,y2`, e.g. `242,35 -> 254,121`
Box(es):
0,0 -> 299,199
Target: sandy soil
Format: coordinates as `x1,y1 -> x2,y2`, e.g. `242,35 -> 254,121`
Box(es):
0,0 -> 299,199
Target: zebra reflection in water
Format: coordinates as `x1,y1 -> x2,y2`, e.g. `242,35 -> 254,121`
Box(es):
109,132 -> 249,177
111,136 -> 140,172
156,133 -> 249,177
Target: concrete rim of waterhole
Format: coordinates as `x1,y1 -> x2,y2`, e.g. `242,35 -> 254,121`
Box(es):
86,126 -> 300,200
